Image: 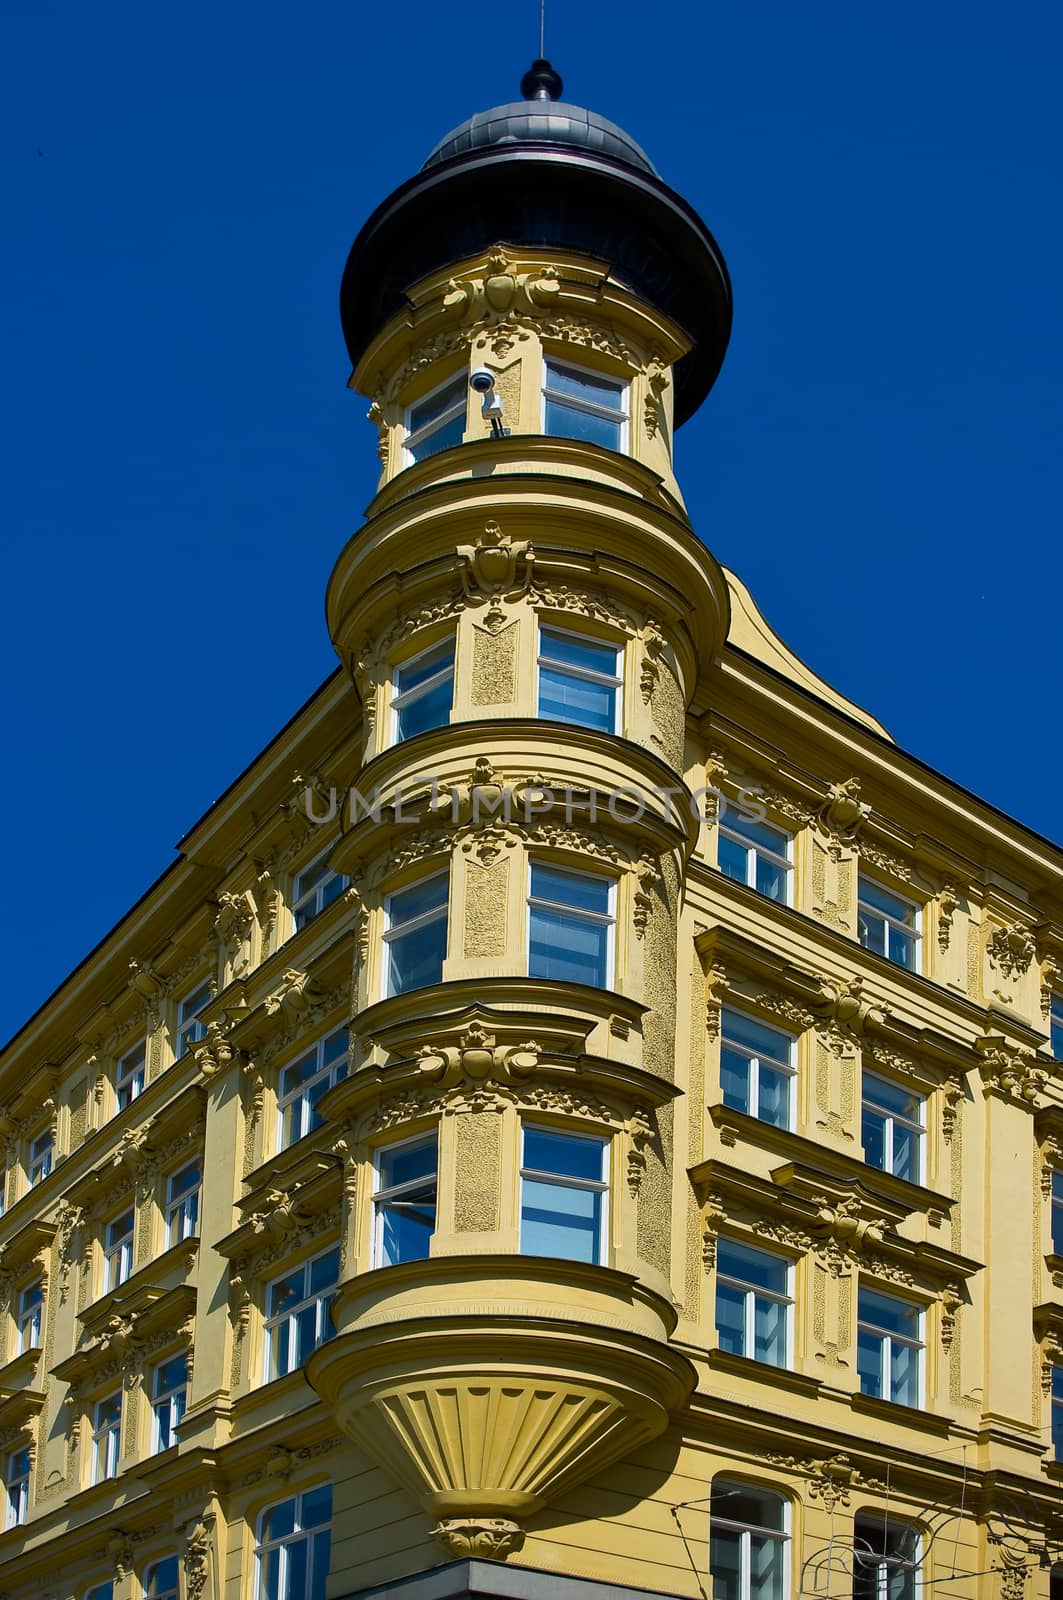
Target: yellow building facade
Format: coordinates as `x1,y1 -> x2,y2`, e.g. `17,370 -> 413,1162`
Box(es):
1,58 -> 1062,1600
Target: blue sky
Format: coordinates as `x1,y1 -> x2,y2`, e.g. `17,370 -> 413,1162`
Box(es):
2,1 -> 1060,1044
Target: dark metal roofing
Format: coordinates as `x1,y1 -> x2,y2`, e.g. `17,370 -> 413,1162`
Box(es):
423,100 -> 658,177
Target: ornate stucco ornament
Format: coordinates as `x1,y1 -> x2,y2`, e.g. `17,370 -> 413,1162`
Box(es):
976,1035 -> 1047,1106
441,248 -> 562,326
457,519 -> 534,632
987,921 -> 1037,983
817,777 -> 870,847
432,1518 -> 526,1561
811,975 -> 886,1039
416,1023 -> 540,1090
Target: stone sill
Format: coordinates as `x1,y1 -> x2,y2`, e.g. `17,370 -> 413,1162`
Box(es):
706,1348 -> 822,1397
849,1390 -> 951,1436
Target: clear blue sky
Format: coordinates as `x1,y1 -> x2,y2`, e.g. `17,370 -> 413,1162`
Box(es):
2,1 -> 1060,1045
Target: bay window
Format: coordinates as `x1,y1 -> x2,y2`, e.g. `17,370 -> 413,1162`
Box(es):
392,636 -> 455,742
373,1135 -> 438,1267
384,872 -> 448,997
537,624 -> 621,734
528,861 -> 615,989
542,357 -> 627,452
519,1125 -> 608,1265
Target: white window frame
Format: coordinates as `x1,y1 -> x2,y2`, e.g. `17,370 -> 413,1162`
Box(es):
710,1479 -> 790,1600
91,1391 -> 122,1484
277,1029 -> 348,1151
853,1512 -> 921,1599
402,368 -> 467,466
263,1246 -> 339,1382
372,1134 -> 438,1269
254,1484 -> 332,1600
527,860 -> 617,990
858,877 -> 922,971
382,870 -> 449,999
1052,993 -> 1063,1062
291,850 -> 346,933
115,1042 -> 146,1111
165,1162 -> 202,1247
4,1444 -> 31,1530
151,1353 -> 188,1453
720,1007 -> 797,1130
27,1130 -> 53,1186
175,980 -> 212,1059
535,622 -> 623,736
857,1287 -> 925,1409
519,1123 -> 609,1265
16,1279 -> 43,1354
1052,1169 -> 1063,1258
717,801 -> 794,906
861,1073 -> 924,1183
104,1210 -> 135,1292
716,1239 -> 794,1369
541,355 -> 629,452
390,635 -> 456,746
144,1558 -> 180,1600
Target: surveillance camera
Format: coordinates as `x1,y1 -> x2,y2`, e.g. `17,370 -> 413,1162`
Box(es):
469,367 -> 495,394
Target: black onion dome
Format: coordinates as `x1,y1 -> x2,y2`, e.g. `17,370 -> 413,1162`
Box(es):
340,62 -> 731,425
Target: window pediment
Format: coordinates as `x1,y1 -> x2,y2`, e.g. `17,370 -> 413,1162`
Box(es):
218,1151 -> 341,1274
56,1280 -> 195,1391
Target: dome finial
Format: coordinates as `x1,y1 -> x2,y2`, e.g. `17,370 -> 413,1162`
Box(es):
521,59 -> 563,102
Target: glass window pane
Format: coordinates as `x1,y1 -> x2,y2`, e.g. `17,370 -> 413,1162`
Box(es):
857,1329 -> 883,1396
721,805 -> 789,857
539,628 -> 619,676
723,1010 -> 792,1063
892,1122 -> 918,1182
864,1075 -> 920,1120
523,1127 -> 603,1181
268,1268 -> 304,1318
544,362 -> 624,408
861,1289 -> 920,1339
749,1532 -> 785,1597
757,1066 -> 790,1130
262,1496 -> 297,1544
538,664 -> 615,730
890,928 -> 917,969
408,375 -> 465,433
408,409 -> 465,462
753,1295 -> 787,1366
754,855 -> 787,902
521,1177 -> 600,1263
716,1282 -> 746,1356
388,874 -> 448,928
378,1138 -> 437,1191
859,910 -> 887,955
718,1240 -> 788,1297
387,918 -> 447,994
544,397 -> 622,450
529,905 -> 608,987
309,1249 -> 340,1296
718,834 -> 750,886
863,1109 -> 886,1170
302,1482 -> 333,1527
708,1526 -> 741,1600
720,1047 -> 752,1116
381,1199 -> 435,1266
531,863 -> 611,916
395,677 -> 453,738
860,879 -> 916,922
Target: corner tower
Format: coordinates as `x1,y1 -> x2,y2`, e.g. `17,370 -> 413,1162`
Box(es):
313,62 -> 734,1591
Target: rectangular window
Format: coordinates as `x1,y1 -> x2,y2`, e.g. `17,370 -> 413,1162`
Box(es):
1053,1366 -> 1063,1463
537,624 -> 622,734
718,800 -> 793,905
175,980 -> 212,1058
520,1125 -> 608,1265
715,1239 -> 791,1369
384,872 -> 448,997
4,1446 -> 30,1530
165,1163 -> 202,1247
265,1248 -> 340,1382
862,1074 -> 924,1184
85,1586 -> 114,1600
256,1483 -> 332,1600
28,1131 -> 53,1186
278,1029 -> 348,1150
152,1353 -> 188,1452
16,1279 -> 43,1354
145,1558 -> 180,1600
92,1391 -> 122,1483
292,853 -> 346,933
720,1009 -> 796,1130
709,1479 -> 788,1600
1052,994 -> 1063,1061
528,862 -> 615,989
373,1136 -> 438,1267
543,358 -> 627,452
853,1513 -> 920,1600
1052,1171 -> 1063,1258
857,1287 -> 923,1408
104,1211 -> 135,1292
404,371 -> 466,464
858,878 -> 920,971
393,636 -> 456,743
115,1042 -> 146,1111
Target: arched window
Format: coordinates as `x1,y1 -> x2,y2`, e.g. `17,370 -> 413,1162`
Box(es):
145,1556 -> 180,1600
853,1512 -> 919,1600
710,1478 -> 789,1599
